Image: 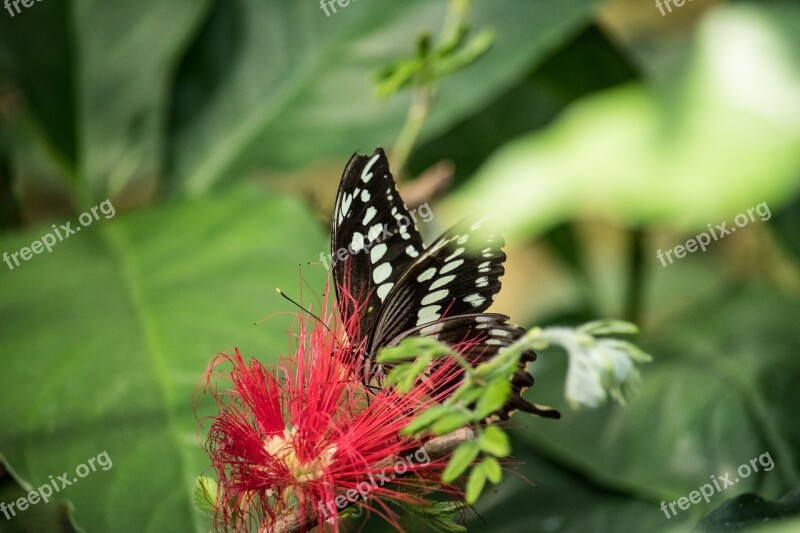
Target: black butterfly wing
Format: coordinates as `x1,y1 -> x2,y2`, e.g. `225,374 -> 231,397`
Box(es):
367,217 -> 506,352
331,148 -> 424,342
330,148 -> 557,420
386,313 -> 561,420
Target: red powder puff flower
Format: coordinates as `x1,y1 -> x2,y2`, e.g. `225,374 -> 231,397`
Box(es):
202,300 -> 462,532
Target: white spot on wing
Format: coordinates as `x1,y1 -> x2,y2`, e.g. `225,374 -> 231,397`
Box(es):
362,206 -> 377,225
440,259 -> 464,274
475,276 -> 489,288
429,274 -> 455,291
362,154 -> 380,183
340,194 -> 352,220
417,268 -> 436,282
445,248 -> 464,262
470,215 -> 492,231
368,223 -> 383,242
463,293 -> 486,307
416,305 -> 441,325
360,189 -> 371,202
421,289 -> 449,305
399,224 -> 410,240
370,243 -> 387,263
373,263 -> 392,284
376,282 -> 393,301
406,245 -> 419,258
350,232 -> 364,253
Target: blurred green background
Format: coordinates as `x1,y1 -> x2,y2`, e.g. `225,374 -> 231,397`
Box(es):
1,0 -> 800,531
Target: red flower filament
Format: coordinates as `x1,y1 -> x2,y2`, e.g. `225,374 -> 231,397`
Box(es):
203,299 -> 461,532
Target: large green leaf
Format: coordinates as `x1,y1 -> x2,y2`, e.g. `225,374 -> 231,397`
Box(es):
361,438 -> 668,533
0,0 -> 213,200
409,24 -> 641,184
518,285 -> 800,526
0,1 -> 75,169
443,2 -> 800,238
697,489 -> 800,532
0,187 -> 327,531
166,0 -> 603,195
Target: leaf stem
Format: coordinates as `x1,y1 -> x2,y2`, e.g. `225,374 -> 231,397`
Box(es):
390,87 -> 431,177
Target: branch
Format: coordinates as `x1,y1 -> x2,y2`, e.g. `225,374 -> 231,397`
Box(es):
265,428 -> 475,533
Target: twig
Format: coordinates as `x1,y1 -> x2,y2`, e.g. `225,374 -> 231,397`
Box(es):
266,428 -> 475,533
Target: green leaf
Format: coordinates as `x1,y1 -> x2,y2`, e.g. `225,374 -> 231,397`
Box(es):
479,426 -> 511,458
578,320 -> 640,336
433,29 -> 495,80
384,363 -> 412,387
391,497 -> 469,533
397,353 -> 433,393
430,499 -> 469,515
697,489 -> 800,532
0,0 -> 213,200
377,336 -> 453,363
473,350 -> 522,379
402,405 -> 452,436
457,386 -> 487,407
375,58 -> 425,99
442,441 -> 480,483
483,457 -> 503,484
376,348 -> 416,364
520,286 -> 800,519
478,355 -> 523,383
430,410 -> 473,435
192,476 -> 218,516
474,379 -> 511,419
410,24 -> 640,188
444,2 -> 800,239
0,187 -> 327,532
466,461 -> 488,504
463,438 -> 669,532
167,0 -> 605,194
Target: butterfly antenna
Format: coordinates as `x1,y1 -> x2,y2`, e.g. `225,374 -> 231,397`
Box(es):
275,288 -> 334,335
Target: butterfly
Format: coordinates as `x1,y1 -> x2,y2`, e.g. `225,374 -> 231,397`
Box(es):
330,148 -> 559,420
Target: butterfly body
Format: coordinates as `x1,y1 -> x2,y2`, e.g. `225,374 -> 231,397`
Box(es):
331,148 -> 559,420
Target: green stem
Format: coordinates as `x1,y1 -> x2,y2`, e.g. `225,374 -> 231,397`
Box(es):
389,0 -> 468,176
389,87 -> 431,177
